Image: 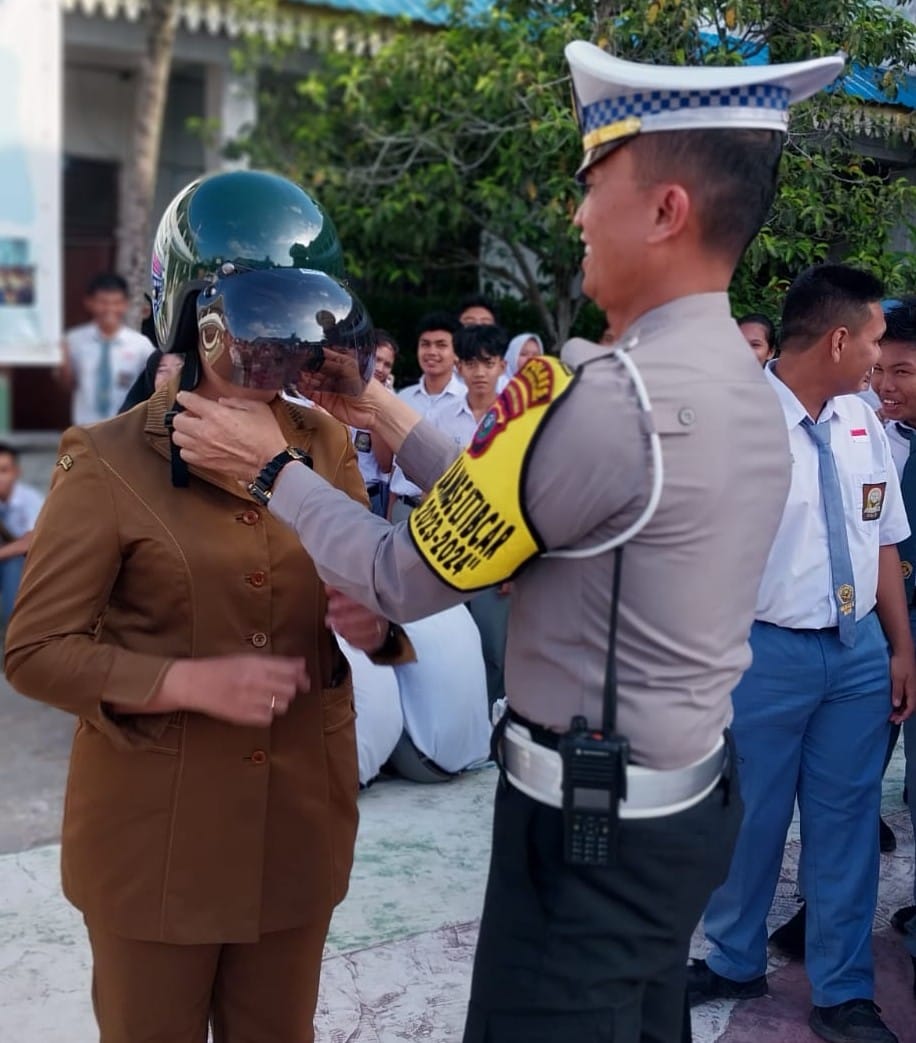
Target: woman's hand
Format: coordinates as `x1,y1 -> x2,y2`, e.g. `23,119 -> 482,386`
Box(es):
325,586 -> 389,653
151,655 -> 309,727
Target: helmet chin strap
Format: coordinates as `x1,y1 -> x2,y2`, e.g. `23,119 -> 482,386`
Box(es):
164,310 -> 203,489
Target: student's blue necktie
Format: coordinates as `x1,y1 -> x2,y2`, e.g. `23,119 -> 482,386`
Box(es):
801,417 -> 857,648
894,422 -> 916,604
95,337 -> 113,418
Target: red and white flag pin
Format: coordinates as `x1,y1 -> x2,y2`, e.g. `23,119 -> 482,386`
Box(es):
850,427 -> 869,442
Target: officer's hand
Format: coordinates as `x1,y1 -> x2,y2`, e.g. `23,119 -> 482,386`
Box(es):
302,375 -> 388,432
325,586 -> 389,653
295,346 -> 365,399
161,655 -> 309,727
889,652 -> 916,724
172,393 -> 287,481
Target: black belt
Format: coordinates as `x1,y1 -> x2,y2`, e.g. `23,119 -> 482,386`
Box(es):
507,707 -> 561,749
399,494 -> 424,509
366,482 -> 384,496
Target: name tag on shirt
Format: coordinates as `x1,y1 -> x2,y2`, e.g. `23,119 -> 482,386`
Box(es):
862,482 -> 886,521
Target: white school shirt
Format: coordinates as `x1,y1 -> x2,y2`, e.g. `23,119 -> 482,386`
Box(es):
429,395 -> 481,450
338,604 -> 490,781
755,363 -> 909,628
0,481 -> 45,538
390,373 -> 466,497
351,428 -> 389,487
66,323 -> 154,425
350,384 -> 396,489
885,420 -> 912,481
391,605 -> 491,773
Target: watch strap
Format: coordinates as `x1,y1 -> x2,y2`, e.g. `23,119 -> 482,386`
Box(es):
248,447 -> 312,505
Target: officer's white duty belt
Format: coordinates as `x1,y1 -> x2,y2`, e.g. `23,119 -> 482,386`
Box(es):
502,722 -> 726,819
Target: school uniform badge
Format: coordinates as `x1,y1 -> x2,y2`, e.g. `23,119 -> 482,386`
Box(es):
836,583 -> 856,616
902,560 -> 913,581
861,482 -> 885,521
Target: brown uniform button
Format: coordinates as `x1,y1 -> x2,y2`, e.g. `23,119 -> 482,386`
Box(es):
240,509 -> 260,525
250,750 -> 268,765
250,632 -> 268,648
248,571 -> 266,588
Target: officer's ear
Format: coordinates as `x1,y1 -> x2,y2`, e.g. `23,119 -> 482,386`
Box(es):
645,182 -> 691,246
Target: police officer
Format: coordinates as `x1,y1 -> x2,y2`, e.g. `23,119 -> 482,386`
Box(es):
172,44 -> 843,1043
5,170 -> 412,1043
690,266 -> 914,1043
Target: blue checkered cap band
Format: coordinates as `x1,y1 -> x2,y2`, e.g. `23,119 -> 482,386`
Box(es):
580,83 -> 791,136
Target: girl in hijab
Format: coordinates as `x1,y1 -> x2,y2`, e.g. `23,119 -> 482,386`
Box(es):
499,333 -> 544,391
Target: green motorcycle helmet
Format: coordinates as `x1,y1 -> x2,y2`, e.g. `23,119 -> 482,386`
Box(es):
150,170 -> 371,393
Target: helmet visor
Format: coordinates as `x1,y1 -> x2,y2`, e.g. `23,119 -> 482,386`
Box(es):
196,267 -> 375,395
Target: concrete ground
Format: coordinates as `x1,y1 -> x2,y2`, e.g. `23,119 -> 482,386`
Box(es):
0,443 -> 914,1041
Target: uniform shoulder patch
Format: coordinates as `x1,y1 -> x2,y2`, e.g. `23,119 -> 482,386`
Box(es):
408,354 -> 575,592
469,355 -> 569,459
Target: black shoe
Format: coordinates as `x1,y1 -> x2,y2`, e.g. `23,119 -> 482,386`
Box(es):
686,958 -> 767,1007
890,904 -> 916,934
879,817 -> 897,853
769,902 -> 806,959
809,1000 -> 898,1042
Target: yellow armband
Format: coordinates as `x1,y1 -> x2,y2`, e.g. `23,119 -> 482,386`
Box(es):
409,356 -> 576,591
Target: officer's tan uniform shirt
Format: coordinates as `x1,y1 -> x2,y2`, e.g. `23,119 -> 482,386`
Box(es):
270,294 -> 791,770
5,387 -> 411,944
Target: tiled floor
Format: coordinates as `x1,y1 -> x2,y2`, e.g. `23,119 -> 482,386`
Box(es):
1,758 -> 913,1042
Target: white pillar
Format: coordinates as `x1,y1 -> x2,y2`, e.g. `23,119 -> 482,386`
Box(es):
203,63 -> 256,172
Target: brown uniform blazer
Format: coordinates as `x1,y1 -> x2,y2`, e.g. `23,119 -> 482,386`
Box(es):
5,386 -> 405,944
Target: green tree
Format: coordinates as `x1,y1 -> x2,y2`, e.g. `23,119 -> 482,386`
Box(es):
591,0 -> 916,315
238,0 -> 916,339
116,0 -> 181,326
117,0 -> 277,324
242,9 -> 587,344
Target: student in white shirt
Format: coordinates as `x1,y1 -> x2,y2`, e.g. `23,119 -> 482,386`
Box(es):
432,324 -> 508,448
389,312 -> 465,521
691,266 -> 914,1043
432,324 -> 511,710
497,332 -> 545,394
59,273 -> 154,426
0,443 -> 45,624
352,330 -> 397,516
457,292 -> 498,328
868,297 -> 916,1000
340,604 -> 491,786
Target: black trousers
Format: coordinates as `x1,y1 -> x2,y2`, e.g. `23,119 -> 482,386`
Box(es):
462,754 -> 742,1043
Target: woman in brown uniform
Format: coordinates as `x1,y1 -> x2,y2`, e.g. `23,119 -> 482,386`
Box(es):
4,171 -> 408,1043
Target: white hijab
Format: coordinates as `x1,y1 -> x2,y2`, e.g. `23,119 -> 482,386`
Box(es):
505,333 -> 544,378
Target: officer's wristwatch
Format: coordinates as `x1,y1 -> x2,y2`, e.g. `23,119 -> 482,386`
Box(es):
247,446 -> 312,505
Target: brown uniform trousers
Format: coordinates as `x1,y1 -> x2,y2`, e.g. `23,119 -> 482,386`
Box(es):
5,386 -> 411,1041
87,917 -> 330,1042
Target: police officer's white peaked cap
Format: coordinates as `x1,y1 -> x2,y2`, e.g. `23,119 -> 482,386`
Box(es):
566,41 -> 845,176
